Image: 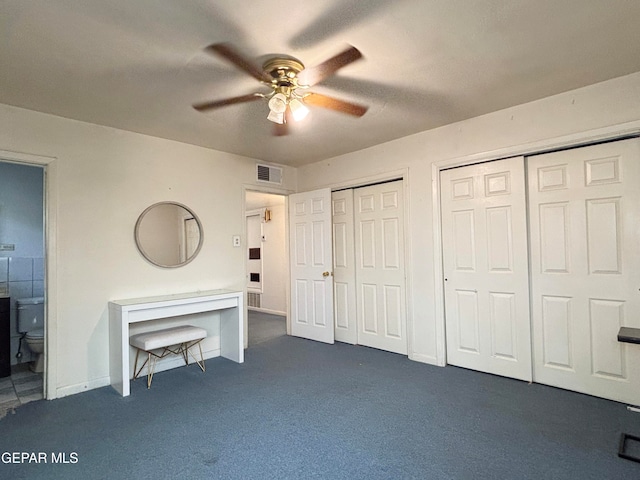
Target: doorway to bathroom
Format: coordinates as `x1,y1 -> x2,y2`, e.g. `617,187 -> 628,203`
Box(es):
244,190 -> 287,347
0,160 -> 46,413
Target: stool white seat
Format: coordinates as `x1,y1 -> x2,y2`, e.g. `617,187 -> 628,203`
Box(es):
129,325 -> 207,389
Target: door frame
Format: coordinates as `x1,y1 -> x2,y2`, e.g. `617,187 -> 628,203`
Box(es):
431,123 -> 640,367
0,148 -> 57,400
242,184 -> 294,348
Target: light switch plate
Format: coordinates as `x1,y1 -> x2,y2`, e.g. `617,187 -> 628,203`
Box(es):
232,235 -> 241,247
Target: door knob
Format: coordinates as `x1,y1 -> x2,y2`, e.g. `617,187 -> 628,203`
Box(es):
322,271 -> 331,277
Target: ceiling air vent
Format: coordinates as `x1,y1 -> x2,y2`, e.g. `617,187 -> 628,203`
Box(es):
256,164 -> 283,185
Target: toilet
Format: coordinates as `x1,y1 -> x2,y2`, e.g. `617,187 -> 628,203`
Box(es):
17,297 -> 45,373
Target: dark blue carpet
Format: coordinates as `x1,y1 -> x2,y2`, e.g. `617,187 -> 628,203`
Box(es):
248,310 -> 286,346
0,335 -> 639,479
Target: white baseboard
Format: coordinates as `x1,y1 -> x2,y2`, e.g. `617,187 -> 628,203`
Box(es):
55,375 -> 111,399
54,348 -> 222,399
248,307 -> 286,316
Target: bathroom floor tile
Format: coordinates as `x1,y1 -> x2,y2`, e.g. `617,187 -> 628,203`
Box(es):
0,388 -> 19,404
14,378 -> 41,391
0,384 -> 15,399
18,392 -> 43,404
0,377 -> 13,389
14,381 -> 42,395
12,373 -> 42,384
11,369 -> 37,381
2,367 -> 43,413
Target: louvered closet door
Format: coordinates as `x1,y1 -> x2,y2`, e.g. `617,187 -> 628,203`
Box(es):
354,181 -> 407,354
528,138 -> 640,404
441,157 -> 532,381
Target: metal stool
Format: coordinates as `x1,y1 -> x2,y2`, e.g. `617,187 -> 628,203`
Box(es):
130,325 -> 207,389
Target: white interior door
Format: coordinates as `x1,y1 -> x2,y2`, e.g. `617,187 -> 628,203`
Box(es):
332,189 -> 357,344
528,138 -> 640,404
441,157 -> 532,381
354,181 -> 407,355
289,188 -> 334,344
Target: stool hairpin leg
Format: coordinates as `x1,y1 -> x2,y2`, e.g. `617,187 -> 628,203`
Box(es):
182,342 -> 189,365
132,348 -> 150,381
185,340 -> 206,372
146,351 -> 159,389
132,348 -> 140,380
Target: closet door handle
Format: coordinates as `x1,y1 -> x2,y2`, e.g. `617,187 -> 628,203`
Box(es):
322,271 -> 331,277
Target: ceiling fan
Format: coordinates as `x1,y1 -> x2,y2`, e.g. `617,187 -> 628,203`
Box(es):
192,43 -> 369,135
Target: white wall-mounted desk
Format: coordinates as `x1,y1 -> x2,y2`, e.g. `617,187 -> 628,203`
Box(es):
109,289 -> 244,397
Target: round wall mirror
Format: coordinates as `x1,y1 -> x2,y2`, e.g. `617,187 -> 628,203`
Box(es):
134,202 -> 203,268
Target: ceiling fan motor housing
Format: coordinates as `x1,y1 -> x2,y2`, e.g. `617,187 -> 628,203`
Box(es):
262,57 -> 305,89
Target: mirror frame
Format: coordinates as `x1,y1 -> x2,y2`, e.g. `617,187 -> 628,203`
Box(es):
134,201 -> 204,268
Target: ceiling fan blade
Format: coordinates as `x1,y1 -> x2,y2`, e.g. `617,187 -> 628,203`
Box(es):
205,43 -> 271,83
193,93 -> 263,112
273,108 -> 293,136
298,46 -> 363,86
303,93 -> 368,117
273,122 -> 288,136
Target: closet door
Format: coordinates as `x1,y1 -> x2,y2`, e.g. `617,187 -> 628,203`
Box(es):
441,157 -> 532,381
289,188 -> 334,344
332,190 -> 357,344
354,181 -> 407,355
528,138 -> 640,404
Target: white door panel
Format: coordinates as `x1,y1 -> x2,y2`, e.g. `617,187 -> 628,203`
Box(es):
441,157 -> 532,381
332,190 -> 357,344
354,181 -> 407,354
528,138 -> 640,404
289,188 -> 334,344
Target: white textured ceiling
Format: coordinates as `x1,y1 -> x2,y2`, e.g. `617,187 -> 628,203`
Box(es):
245,191 -> 285,211
2,1 -> 640,166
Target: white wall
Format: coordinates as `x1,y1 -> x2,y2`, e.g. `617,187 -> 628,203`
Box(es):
297,71 -> 640,365
260,203 -> 286,315
0,103 -> 296,398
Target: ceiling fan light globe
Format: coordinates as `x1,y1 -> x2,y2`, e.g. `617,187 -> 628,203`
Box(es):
289,98 -> 310,122
267,110 -> 285,124
268,93 -> 288,114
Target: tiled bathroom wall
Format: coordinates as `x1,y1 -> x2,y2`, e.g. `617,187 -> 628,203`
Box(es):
0,257 -> 45,365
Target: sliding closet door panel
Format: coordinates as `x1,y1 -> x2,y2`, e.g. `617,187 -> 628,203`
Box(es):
441,157 -> 532,381
354,181 -> 407,354
332,190 -> 357,344
528,138 -> 640,404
